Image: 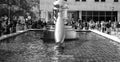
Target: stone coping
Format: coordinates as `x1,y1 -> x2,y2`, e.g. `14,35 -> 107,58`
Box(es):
0,30 -> 28,41
0,29 -> 45,41
90,29 -> 120,43
0,28 -> 87,41
1,29 -> 119,43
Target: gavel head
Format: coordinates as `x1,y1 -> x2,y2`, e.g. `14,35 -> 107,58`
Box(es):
53,0 -> 64,9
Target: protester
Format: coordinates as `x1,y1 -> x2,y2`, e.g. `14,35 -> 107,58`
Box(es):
89,20 -> 95,29
95,21 -> 101,31
0,13 -> 120,38
0,17 -> 4,36
11,16 -> 17,33
25,16 -> 32,29
16,16 -> 26,31
2,16 -> 11,35
116,21 -> 120,33
105,21 -> 111,34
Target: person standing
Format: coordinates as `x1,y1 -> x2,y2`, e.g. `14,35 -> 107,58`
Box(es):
116,21 -> 120,34
16,16 -> 26,31
2,15 -> 10,35
105,21 -> 111,34
11,16 -> 17,33
25,16 -> 32,29
0,17 -> 4,36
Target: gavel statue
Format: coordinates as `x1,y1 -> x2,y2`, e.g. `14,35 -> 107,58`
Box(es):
53,0 -> 66,50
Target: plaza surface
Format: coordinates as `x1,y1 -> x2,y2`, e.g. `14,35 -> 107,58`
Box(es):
0,30 -> 120,62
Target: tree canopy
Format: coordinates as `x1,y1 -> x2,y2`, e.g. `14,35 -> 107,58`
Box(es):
0,0 -> 40,17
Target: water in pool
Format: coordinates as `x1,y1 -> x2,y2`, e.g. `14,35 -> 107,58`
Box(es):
0,31 -> 120,62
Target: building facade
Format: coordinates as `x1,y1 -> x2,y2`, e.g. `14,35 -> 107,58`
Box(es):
40,0 -> 120,22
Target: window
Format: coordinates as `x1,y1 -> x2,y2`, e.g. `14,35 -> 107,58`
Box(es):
106,11 -> 111,16
100,11 -> 105,16
82,11 -> 87,16
87,11 -> 92,16
82,11 -> 117,21
95,0 -> 99,2
82,0 -> 86,2
114,0 -> 118,2
76,0 -> 80,1
64,0 -> 67,1
93,11 -> 99,15
101,0 -> 105,2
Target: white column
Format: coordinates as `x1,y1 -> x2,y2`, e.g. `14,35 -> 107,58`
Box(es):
118,11 -> 120,22
45,11 -> 49,22
79,11 -> 82,20
41,11 -> 45,19
41,10 -> 49,22
63,9 -> 68,19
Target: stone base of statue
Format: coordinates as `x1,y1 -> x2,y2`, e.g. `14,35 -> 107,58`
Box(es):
44,25 -> 77,40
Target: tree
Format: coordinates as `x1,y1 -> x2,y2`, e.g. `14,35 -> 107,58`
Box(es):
0,0 -> 40,18
0,0 -> 40,10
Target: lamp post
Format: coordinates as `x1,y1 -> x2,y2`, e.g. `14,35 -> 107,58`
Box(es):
8,0 -> 11,21
39,0 -> 41,19
112,7 -> 114,21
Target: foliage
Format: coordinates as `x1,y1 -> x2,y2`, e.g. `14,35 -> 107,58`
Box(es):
0,0 -> 40,18
0,0 -> 39,10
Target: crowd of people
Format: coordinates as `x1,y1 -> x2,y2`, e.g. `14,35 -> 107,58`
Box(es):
1,15 -> 120,37
71,19 -> 120,34
0,15 -> 47,36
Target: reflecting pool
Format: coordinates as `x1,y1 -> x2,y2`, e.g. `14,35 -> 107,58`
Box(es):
0,30 -> 120,62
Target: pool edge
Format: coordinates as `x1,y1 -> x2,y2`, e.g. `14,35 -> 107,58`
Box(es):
90,29 -> 120,43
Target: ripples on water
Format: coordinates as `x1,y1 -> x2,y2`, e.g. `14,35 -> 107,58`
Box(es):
0,31 -> 120,62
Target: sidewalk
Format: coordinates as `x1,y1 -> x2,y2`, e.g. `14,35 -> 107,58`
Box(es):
111,31 -> 120,38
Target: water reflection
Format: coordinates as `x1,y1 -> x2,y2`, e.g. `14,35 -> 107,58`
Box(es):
52,45 -> 74,62
1,31 -> 120,62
